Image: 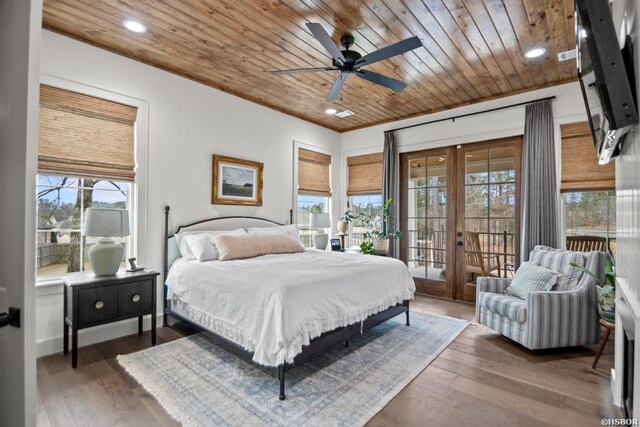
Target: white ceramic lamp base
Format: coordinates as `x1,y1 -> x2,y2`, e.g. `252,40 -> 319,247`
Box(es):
313,232 -> 329,250
88,237 -> 124,276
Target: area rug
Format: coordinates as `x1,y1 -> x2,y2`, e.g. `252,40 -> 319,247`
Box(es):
118,311 -> 467,427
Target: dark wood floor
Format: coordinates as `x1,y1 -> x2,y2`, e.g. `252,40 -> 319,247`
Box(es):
37,295 -> 620,426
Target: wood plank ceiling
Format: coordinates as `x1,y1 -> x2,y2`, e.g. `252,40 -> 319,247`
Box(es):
42,0 -> 577,132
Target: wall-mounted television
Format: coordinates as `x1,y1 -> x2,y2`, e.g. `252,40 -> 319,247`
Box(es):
576,0 -> 638,165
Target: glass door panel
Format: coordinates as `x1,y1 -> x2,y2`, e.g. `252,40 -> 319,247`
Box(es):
406,155 -> 448,284
458,143 -> 519,302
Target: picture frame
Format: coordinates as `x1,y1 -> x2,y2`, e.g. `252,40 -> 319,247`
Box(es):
212,155 -> 263,206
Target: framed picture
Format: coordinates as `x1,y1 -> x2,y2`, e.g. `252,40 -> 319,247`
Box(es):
212,155 -> 263,206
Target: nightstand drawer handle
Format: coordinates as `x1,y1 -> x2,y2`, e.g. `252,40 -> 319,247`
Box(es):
131,294 -> 141,303
95,301 -> 104,310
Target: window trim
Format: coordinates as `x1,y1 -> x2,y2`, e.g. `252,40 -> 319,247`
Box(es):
37,75 -> 149,285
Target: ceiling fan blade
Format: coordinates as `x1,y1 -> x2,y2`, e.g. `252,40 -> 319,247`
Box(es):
355,36 -> 422,67
306,22 -> 346,65
356,70 -> 407,92
271,67 -> 338,75
326,73 -> 349,102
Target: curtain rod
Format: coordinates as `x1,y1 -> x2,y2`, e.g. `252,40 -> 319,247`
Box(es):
384,96 -> 557,134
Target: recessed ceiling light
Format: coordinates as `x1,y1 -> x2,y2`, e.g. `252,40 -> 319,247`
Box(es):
123,19 -> 146,33
335,110 -> 354,118
524,47 -> 546,59
325,108 -> 337,115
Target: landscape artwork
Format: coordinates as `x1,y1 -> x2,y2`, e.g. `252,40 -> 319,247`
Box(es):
212,155 -> 263,206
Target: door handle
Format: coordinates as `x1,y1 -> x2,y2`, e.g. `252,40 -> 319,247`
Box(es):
0,307 -> 20,328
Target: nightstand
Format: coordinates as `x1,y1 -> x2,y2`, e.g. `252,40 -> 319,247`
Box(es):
63,269 -> 159,368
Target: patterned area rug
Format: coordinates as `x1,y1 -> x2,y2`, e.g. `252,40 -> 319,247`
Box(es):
118,311 -> 467,427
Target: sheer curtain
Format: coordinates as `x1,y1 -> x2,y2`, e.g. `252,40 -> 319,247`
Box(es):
520,99 -> 559,261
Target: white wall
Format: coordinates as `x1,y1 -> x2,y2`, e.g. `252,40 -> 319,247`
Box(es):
611,0 -> 640,413
36,30 -> 340,356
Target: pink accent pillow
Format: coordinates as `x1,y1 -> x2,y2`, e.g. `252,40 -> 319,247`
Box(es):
213,234 -> 305,261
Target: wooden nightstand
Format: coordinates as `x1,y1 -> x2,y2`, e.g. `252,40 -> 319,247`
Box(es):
63,269 -> 159,368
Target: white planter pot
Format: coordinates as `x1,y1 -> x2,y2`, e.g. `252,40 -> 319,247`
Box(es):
373,239 -> 389,255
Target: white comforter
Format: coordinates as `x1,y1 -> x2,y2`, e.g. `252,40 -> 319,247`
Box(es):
166,250 -> 415,366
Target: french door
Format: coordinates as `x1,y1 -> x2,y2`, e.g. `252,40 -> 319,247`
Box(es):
400,136 -> 522,303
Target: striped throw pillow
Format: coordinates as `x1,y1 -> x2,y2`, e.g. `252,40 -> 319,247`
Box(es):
505,262 -> 558,299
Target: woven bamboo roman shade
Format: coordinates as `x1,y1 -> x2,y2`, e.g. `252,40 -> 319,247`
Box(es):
298,147 -> 331,196
347,152 -> 383,196
39,85 -> 138,181
560,122 -> 615,192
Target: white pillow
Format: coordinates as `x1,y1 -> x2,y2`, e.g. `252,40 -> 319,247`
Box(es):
175,232 -> 196,259
246,224 -> 304,246
176,229 -> 247,261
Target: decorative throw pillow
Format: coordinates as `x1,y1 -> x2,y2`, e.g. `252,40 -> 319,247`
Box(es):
246,224 -> 304,246
178,229 -> 247,261
213,234 -> 305,261
505,261 -> 558,299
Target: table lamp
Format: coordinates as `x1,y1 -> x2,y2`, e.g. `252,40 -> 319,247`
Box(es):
309,212 -> 331,250
82,208 -> 130,276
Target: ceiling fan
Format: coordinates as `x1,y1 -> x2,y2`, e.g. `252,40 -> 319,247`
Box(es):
272,23 -> 423,102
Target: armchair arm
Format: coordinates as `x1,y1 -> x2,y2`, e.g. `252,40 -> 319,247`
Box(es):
525,283 -> 599,349
476,276 -> 512,295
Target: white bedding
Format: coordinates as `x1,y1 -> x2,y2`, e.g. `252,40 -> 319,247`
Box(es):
166,249 -> 415,366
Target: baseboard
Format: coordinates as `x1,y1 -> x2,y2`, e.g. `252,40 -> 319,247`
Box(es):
37,313 -> 164,357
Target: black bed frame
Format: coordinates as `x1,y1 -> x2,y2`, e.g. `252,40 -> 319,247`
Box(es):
162,205 -> 410,400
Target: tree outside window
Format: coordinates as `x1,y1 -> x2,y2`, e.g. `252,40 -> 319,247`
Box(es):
37,175 -> 130,276
564,190 -> 616,255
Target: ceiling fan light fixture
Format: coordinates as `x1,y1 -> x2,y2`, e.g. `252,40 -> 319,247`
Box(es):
325,108 -> 337,115
524,47 -> 546,59
123,19 -> 147,33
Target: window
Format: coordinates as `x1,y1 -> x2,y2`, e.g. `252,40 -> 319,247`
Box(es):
564,190 -> 616,255
36,176 -> 131,276
297,195 -> 329,248
349,194 -> 383,247
37,85 -> 137,277
346,152 -> 383,247
297,146 -> 332,248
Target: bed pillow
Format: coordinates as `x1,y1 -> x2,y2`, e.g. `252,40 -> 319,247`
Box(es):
245,224 -> 304,246
213,234 -> 305,261
174,232 -> 196,259
505,261 -> 558,299
178,229 -> 246,261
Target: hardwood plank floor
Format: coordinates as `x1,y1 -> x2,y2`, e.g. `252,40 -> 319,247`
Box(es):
37,295 -> 619,426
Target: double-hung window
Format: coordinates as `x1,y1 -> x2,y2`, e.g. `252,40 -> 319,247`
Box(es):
36,85 -> 137,277
297,147 -> 332,248
346,153 -> 383,247
560,122 -> 616,255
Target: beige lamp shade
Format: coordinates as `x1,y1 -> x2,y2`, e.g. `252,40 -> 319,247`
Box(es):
82,208 -> 130,237
309,212 -> 331,229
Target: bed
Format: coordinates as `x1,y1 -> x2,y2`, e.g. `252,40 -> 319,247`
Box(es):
162,206 -> 416,400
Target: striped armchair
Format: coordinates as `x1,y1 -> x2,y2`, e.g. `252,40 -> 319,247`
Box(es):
476,245 -> 608,350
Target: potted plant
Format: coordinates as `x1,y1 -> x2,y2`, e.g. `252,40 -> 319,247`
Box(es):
359,198 -> 402,255
337,201 -> 354,235
571,255 -> 616,323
